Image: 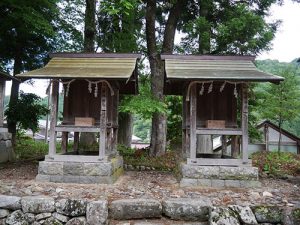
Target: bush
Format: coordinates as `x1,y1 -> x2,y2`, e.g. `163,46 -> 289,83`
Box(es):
15,138 -> 48,160
252,151 -> 300,177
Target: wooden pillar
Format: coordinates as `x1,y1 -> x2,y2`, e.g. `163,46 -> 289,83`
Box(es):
111,87 -> 119,153
61,132 -> 68,154
241,84 -> 249,163
231,136 -> 240,158
99,83 -> 107,160
48,79 -> 59,157
73,132 -> 79,153
189,84 -> 197,162
264,124 -> 269,151
221,135 -> 227,157
0,80 -> 5,127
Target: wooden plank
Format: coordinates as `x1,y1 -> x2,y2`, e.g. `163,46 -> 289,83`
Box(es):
241,84 -> 249,163
75,117 -> 95,126
190,84 -> 197,162
55,126 -> 100,132
196,128 -> 242,135
50,53 -> 141,59
48,79 -> 59,157
73,132 -> 79,153
45,154 -> 107,162
99,83 -> 107,160
61,132 -> 68,154
161,54 -> 256,61
0,80 -> 5,127
187,158 -> 252,167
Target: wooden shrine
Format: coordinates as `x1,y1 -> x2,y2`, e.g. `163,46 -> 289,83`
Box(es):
17,53 -> 140,183
163,55 -> 283,167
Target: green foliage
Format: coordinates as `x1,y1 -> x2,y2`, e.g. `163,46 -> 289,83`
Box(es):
133,115 -> 151,142
117,145 -> 178,171
252,151 -> 300,177
5,92 -> 49,134
15,137 -> 48,161
166,96 -> 182,142
258,66 -> 300,128
119,76 -> 167,118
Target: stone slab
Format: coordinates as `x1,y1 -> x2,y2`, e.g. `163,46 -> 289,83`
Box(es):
110,199 -> 162,220
0,195 -> 21,210
55,199 -> 86,217
21,196 -> 55,213
86,200 -> 108,225
162,198 -> 211,221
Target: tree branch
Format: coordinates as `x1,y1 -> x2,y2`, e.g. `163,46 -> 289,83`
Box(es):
162,0 -> 187,53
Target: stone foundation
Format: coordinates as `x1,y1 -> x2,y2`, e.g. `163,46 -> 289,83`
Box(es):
36,156 -> 123,184
180,163 -> 261,188
0,195 -> 299,225
0,131 -> 14,163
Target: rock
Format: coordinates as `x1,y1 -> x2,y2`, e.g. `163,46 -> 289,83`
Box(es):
110,199 -> 162,220
0,218 -> 5,225
5,210 -> 28,225
52,212 -> 70,223
0,209 -> 9,219
86,200 -> 108,225
262,191 -> 273,197
35,212 -> 52,221
66,217 -> 86,225
0,195 -> 21,210
162,198 -> 211,221
252,206 -> 283,223
56,199 -> 86,217
25,213 -> 35,223
210,207 -> 240,225
43,217 -> 63,225
21,196 -> 55,213
229,205 -> 258,224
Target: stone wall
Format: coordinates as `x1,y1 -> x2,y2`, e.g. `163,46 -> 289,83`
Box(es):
36,156 -> 123,184
180,163 -> 261,188
0,132 -> 14,163
0,195 -> 299,225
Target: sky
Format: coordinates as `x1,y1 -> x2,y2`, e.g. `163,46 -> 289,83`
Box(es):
5,0 -> 300,97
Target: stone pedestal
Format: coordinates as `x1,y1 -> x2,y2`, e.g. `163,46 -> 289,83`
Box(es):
180,163 -> 261,188
36,156 -> 123,184
0,130 -> 14,163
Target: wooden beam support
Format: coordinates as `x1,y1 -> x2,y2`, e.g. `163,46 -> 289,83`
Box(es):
190,84 -> 197,162
241,84 -> 249,163
73,132 -> 79,153
99,83 -> 107,160
48,79 -> 59,157
61,132 -> 68,154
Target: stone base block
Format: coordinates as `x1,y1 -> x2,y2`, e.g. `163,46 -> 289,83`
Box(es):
0,132 -> 14,163
36,156 -> 123,184
180,163 -> 260,188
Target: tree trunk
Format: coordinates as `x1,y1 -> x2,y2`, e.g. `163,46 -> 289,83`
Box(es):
231,136 -> 240,158
118,112 -> 133,147
146,0 -> 186,156
83,0 -> 96,52
80,0 -> 97,147
8,54 -> 22,147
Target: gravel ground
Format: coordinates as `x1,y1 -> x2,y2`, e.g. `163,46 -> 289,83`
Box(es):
0,161 -> 299,207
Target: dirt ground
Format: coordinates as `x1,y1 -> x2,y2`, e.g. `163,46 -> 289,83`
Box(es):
0,160 -> 299,207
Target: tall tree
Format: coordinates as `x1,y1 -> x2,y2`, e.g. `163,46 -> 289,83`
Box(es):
146,0 -> 187,156
84,0 -> 96,52
0,0 -> 58,145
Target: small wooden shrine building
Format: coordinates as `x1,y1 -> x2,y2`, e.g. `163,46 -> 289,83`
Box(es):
17,53 -> 140,183
163,55 -> 283,187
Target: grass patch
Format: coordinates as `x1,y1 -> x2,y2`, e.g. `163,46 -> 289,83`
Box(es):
118,145 -> 179,171
252,151 -> 300,177
15,137 -> 48,160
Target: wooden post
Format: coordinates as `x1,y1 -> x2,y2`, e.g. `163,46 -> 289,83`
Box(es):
0,80 -> 5,127
48,79 -> 59,157
231,136 -> 240,158
73,132 -> 79,153
264,124 -> 269,151
189,84 -> 197,163
61,132 -> 68,153
99,83 -> 107,160
241,84 -> 249,163
221,135 -> 227,157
